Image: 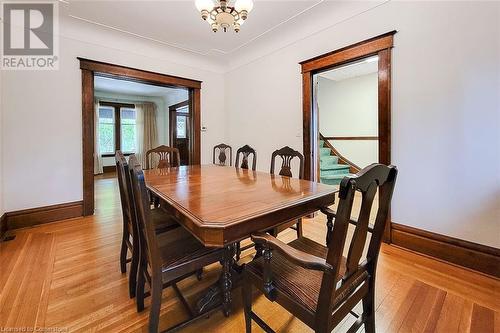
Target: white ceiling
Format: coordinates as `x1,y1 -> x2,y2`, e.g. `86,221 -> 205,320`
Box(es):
67,0 -> 323,56
318,56 -> 378,81
65,0 -> 386,60
94,76 -> 188,100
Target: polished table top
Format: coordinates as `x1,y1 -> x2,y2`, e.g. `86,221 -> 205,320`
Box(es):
143,165 -> 337,247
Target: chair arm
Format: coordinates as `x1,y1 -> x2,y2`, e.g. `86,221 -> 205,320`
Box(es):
251,233 -> 334,273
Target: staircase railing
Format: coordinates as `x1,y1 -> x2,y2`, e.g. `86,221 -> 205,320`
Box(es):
319,133 -> 361,174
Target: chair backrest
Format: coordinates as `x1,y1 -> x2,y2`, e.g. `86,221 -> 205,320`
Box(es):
145,145 -> 180,169
128,154 -> 161,273
115,151 -> 136,239
235,145 -> 257,171
317,163 -> 398,328
213,143 -> 232,166
270,146 -> 304,179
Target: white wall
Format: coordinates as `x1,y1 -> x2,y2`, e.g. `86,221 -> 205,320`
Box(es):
318,74 -> 378,168
225,1 -> 500,247
1,1 -> 499,249
1,11 -> 226,212
0,69 -> 3,217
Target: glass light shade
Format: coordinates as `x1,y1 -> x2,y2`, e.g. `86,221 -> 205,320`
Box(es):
206,16 -> 215,24
195,0 -> 214,12
235,0 -> 253,13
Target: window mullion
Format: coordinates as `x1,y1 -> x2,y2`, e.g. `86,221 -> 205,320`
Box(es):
115,107 -> 121,152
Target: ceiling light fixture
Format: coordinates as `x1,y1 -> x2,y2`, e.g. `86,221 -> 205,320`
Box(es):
195,0 -> 253,33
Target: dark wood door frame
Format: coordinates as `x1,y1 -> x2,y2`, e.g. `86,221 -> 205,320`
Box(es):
299,31 -> 396,240
169,100 -> 191,165
79,58 -> 202,216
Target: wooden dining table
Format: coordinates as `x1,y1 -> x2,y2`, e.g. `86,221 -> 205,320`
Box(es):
143,164 -> 337,316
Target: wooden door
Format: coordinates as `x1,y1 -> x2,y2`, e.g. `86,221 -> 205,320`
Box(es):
169,100 -> 191,165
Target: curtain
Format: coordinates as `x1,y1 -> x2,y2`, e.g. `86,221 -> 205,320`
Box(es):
94,98 -> 104,175
136,102 -> 158,168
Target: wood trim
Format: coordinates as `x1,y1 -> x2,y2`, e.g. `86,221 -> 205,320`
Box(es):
78,58 -> 202,89
323,136 -> 379,141
103,165 -> 116,173
80,59 -> 202,215
192,89 -> 201,165
0,213 -> 6,238
4,201 -> 84,230
99,101 -> 135,109
300,31 -> 397,73
169,99 -> 189,110
302,71 -> 314,181
82,69 -> 95,216
391,223 -> 500,278
378,48 -> 391,166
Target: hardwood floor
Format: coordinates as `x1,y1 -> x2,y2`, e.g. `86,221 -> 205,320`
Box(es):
1,174 -> 499,332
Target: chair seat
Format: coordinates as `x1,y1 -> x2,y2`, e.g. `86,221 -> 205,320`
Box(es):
151,208 -> 179,233
156,227 -> 222,272
246,237 -> 347,314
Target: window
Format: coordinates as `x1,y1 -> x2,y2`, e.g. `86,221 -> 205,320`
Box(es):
98,107 -> 115,154
98,102 -> 137,156
120,108 -> 137,153
176,115 -> 187,139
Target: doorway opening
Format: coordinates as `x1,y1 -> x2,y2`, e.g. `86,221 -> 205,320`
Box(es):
315,54 -> 379,185
94,76 -> 190,174
79,58 -> 201,216
300,31 -> 395,241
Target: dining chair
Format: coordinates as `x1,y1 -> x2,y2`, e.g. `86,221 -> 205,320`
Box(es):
128,155 -> 225,333
235,144 -> 257,171
270,146 -> 305,238
115,151 -> 179,298
242,163 -> 398,333
145,145 -> 181,169
213,143 -> 232,166
145,145 -> 181,207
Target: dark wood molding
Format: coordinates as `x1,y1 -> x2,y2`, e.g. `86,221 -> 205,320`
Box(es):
378,48 -> 391,166
322,136 -> 379,141
168,99 -> 189,110
391,223 -> 500,278
82,69 -> 95,216
192,89 -> 201,165
0,213 -> 7,238
103,165 -> 116,173
4,201 -> 84,230
302,71 -> 314,181
99,101 -> 135,109
80,58 -> 202,216
300,31 -> 397,73
78,58 -> 202,89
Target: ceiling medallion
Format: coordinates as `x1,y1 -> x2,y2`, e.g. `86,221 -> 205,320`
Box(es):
195,0 -> 254,33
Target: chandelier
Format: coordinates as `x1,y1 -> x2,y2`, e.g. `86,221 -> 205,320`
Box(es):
195,0 -> 254,33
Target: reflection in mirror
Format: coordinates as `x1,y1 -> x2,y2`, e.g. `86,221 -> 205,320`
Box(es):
314,55 -> 379,185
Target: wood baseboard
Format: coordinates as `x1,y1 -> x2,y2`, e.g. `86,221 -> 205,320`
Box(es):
4,201 -> 84,230
102,165 -> 116,173
391,223 -> 500,278
0,213 -> 7,238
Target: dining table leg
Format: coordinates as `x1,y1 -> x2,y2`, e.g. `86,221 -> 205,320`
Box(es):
221,243 -> 236,317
